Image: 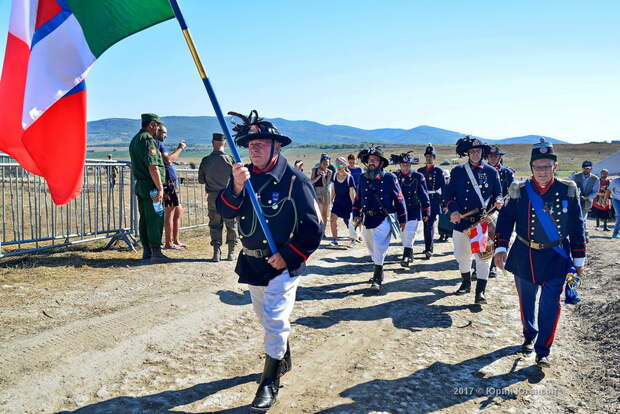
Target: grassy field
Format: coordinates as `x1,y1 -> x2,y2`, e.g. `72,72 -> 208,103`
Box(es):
90,142 -> 620,179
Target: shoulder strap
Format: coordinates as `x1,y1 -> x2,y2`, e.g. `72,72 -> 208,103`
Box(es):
464,162 -> 489,207
524,180 -> 572,263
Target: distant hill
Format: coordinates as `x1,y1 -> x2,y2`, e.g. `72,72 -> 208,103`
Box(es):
87,116 -> 568,145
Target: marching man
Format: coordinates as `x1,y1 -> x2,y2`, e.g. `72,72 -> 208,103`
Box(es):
352,145 -> 407,291
485,145 -> 514,278
495,138 -> 585,367
392,152 -> 430,267
217,110 -> 322,411
417,144 -> 446,259
444,136 -> 503,304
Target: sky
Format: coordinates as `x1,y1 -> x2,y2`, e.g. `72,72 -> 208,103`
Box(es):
1,0 -> 619,143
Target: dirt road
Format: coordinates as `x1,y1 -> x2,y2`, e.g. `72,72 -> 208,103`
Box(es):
0,226 -> 617,413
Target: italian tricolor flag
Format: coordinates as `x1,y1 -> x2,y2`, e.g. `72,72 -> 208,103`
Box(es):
0,0 -> 174,204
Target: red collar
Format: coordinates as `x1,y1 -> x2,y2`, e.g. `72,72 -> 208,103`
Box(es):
468,161 -> 483,169
252,155 -> 279,174
424,165 -> 433,171
400,171 -> 411,177
531,176 -> 555,195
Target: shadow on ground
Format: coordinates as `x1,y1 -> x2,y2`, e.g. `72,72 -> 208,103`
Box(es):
318,346 -> 545,413
56,374 -> 257,414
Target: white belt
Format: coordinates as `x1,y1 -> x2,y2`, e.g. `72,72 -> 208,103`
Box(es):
428,190 -> 442,195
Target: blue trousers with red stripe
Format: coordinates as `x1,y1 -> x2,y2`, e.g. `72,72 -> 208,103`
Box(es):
514,275 -> 564,357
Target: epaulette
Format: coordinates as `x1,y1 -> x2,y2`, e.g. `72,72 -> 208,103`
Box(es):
557,178 -> 577,198
508,180 -> 525,199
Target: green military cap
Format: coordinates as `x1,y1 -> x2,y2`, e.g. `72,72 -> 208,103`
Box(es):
212,133 -> 225,141
141,113 -> 164,125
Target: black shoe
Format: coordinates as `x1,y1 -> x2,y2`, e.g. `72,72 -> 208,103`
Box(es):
423,250 -> 432,260
400,247 -> 413,268
474,279 -> 487,304
535,354 -> 550,367
456,272 -> 471,295
522,338 -> 535,354
250,355 -> 282,413
370,265 -> 383,291
488,264 -> 497,279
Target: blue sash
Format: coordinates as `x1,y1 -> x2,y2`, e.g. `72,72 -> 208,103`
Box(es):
524,180 -> 581,304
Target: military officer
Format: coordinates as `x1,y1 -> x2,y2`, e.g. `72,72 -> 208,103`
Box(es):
487,145 -> 514,197
495,138 -> 585,367
352,145 -> 407,291
392,152 -> 430,267
217,110 -> 322,412
417,144 -> 446,259
198,133 -> 237,261
444,136 -> 503,304
485,145 -> 514,278
128,113 -> 168,263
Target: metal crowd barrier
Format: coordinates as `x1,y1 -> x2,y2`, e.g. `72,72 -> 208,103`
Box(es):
0,159 -> 209,258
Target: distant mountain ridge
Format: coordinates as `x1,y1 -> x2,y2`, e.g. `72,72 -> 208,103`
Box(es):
87,116 -> 567,145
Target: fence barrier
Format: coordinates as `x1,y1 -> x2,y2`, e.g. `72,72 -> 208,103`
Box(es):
0,158 -> 209,258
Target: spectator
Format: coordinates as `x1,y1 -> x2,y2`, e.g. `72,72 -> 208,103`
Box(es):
347,153 -> 363,188
329,157 -> 356,246
571,161 -> 600,241
592,169 -> 612,231
156,125 -> 187,249
311,154 -> 333,231
198,133 -> 238,261
106,153 -> 118,189
293,160 -> 304,172
608,175 -> 620,238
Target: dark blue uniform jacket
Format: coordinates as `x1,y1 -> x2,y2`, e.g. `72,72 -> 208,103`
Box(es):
352,169 -> 407,229
444,161 -> 502,232
417,165 -> 446,216
395,170 -> 430,221
493,164 -> 515,196
495,178 -> 585,284
217,155 -> 322,286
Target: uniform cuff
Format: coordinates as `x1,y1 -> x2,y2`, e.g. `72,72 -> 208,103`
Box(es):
573,257 -> 585,267
495,247 -> 507,254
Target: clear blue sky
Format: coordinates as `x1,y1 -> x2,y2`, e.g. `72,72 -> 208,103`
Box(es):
1,0 -> 619,143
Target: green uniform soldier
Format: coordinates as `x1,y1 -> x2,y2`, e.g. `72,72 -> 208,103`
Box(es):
129,113 -> 168,262
198,133 -> 237,261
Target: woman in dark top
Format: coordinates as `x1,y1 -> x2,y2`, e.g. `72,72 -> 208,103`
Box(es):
329,157 -> 356,246
311,154 -> 333,231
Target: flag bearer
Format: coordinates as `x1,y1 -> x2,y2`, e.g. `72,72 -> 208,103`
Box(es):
217,110 -> 322,412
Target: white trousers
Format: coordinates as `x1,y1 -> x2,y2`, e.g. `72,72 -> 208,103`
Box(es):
248,270 -> 300,360
361,217 -> 392,265
348,214 -> 360,239
452,229 -> 491,280
401,220 -> 419,248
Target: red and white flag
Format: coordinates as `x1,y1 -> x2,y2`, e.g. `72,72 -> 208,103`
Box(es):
0,0 -> 173,205
469,221 -> 488,253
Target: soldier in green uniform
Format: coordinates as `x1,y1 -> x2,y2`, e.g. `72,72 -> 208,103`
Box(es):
129,113 -> 168,263
198,133 -> 237,261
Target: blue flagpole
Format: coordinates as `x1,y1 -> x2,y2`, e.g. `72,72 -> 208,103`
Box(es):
167,0 -> 278,254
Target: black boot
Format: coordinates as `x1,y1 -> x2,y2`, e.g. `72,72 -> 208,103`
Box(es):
250,355 -> 282,413
400,247 -> 413,267
141,247 -> 151,260
455,272 -> 471,295
150,247 -> 171,264
475,279 -> 487,304
488,262 -> 497,279
370,265 -> 384,291
280,342 -> 292,377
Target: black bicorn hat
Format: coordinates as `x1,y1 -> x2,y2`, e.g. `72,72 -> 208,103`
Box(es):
488,145 -> 505,156
358,144 -> 389,169
390,151 -> 415,165
227,110 -> 291,148
455,135 -> 490,157
530,137 -> 557,162
424,143 -> 436,156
